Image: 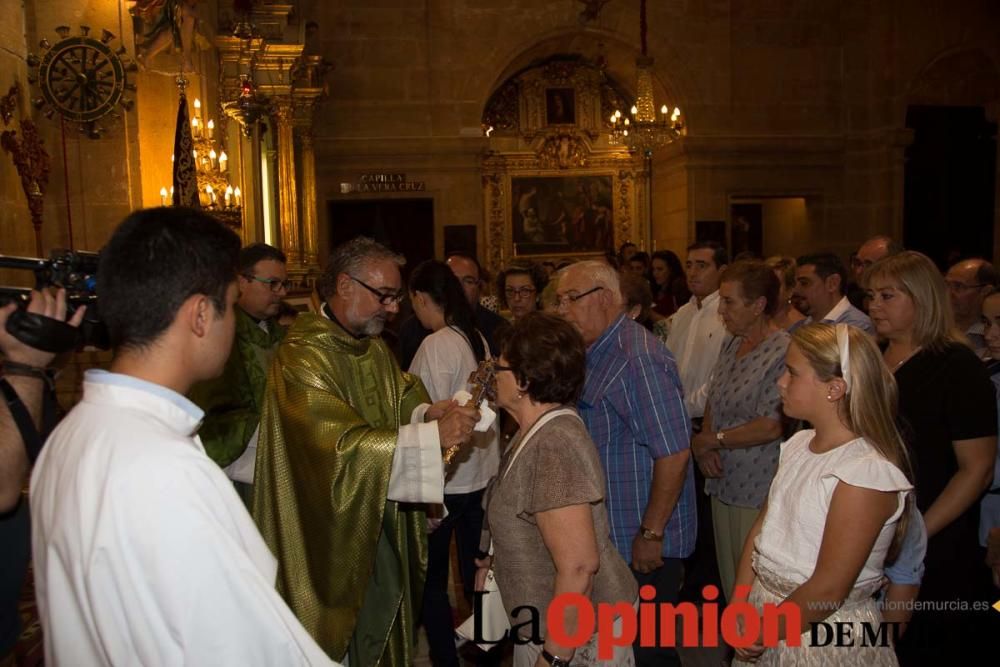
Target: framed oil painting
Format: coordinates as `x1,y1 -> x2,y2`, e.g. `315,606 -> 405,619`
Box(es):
511,175 -> 614,256
545,88 -> 576,125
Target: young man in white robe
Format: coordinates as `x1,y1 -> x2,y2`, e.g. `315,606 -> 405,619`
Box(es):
30,208 -> 337,666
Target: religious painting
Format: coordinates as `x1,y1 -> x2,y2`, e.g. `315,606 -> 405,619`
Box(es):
545,88 -> 576,125
511,175 -> 613,256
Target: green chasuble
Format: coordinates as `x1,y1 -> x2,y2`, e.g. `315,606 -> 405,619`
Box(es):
189,307 -> 286,466
188,306 -> 285,468
252,312 -> 430,665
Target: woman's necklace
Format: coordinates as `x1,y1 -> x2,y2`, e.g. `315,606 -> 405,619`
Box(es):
889,345 -> 922,371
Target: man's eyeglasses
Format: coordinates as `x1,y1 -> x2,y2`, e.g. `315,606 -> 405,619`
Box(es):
350,275 -> 405,306
245,275 -> 291,292
504,286 -> 537,299
945,280 -> 986,293
457,276 -> 481,287
556,286 -> 603,308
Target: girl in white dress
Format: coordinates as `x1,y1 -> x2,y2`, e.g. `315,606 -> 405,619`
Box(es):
731,323 -> 914,666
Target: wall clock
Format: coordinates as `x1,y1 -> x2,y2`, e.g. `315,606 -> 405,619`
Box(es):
27,26 -> 137,139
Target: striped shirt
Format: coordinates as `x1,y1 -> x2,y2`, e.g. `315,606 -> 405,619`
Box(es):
578,315 -> 696,562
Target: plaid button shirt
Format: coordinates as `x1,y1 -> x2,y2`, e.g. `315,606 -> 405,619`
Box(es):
578,315 -> 696,563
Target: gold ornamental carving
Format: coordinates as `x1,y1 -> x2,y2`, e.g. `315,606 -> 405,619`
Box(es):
482,172 -> 506,274
537,133 -> 588,170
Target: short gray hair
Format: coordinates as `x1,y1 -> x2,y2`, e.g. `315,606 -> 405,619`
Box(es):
568,260 -> 623,306
318,236 -> 405,299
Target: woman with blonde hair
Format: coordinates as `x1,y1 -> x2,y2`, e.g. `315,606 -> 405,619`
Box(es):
765,256 -> 806,330
864,251 -> 997,664
732,323 -> 914,665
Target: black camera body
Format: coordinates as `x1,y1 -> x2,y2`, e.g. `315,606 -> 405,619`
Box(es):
1,250 -> 109,352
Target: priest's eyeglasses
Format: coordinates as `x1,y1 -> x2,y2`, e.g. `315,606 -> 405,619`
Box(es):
245,275 -> 291,292
350,275 -> 406,306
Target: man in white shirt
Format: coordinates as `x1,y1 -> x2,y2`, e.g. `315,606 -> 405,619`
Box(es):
31,208 -> 337,666
793,251 -> 875,334
666,241 -> 730,419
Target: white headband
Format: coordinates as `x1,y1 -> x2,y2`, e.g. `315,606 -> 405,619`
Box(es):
836,323 -> 852,392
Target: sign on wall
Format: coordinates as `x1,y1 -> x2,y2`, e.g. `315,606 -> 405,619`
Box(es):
340,173 -> 426,194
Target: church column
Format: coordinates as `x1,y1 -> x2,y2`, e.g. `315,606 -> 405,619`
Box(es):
273,100 -> 301,266
299,125 -> 320,272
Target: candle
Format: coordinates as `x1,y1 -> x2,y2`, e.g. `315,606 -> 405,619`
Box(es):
218,151 -> 228,172
207,119 -> 214,139
169,186 -> 174,198
209,149 -> 217,169
233,186 -> 242,207
193,97 -> 201,118
191,117 -> 199,138
206,185 -> 215,206
159,186 -> 167,206
225,185 -> 233,208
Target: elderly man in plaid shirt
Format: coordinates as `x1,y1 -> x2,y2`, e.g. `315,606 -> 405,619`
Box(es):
557,260 -> 695,667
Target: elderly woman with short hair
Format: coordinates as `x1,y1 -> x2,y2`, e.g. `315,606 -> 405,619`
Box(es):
477,312 -> 637,667
691,260 -> 789,601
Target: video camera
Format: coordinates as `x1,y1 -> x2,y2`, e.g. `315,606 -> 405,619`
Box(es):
1,250 -> 109,352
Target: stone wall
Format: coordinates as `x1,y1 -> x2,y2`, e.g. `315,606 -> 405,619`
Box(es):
305,0 -> 1000,266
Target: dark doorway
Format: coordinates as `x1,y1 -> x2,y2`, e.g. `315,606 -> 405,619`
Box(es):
327,199 -> 435,270
904,106 -> 997,269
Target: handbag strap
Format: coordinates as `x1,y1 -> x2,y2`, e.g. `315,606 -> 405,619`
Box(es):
502,407 -> 580,481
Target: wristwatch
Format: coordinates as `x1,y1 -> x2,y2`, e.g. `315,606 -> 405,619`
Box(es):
639,525 -> 663,541
541,649 -> 571,666
716,430 -> 727,448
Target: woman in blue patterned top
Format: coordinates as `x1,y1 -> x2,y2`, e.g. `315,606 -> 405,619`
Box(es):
691,261 -> 790,602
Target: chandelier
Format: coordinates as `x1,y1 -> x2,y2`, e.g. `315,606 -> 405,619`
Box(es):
608,0 -> 684,154
160,94 -> 242,225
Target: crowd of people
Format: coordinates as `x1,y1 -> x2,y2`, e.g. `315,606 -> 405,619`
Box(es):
1,206 -> 999,666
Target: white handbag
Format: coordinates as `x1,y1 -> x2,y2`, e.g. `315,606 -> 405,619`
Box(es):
455,563 -> 507,651
455,408 -> 580,651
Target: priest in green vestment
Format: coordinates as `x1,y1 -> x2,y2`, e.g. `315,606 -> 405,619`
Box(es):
252,237 -> 480,665
189,244 -> 289,503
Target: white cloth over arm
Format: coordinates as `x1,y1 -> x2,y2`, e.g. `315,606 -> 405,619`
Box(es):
386,406 -> 446,504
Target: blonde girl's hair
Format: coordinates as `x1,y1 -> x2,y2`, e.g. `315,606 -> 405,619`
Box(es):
791,323 -> 914,562
862,250 -> 965,351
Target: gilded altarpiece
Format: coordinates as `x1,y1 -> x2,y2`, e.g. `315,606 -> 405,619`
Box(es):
480,58 -> 646,273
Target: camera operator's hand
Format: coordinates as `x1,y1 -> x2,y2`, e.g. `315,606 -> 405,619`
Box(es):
0,288 -> 86,367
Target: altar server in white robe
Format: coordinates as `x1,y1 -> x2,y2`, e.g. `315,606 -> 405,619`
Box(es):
30,208 -> 337,666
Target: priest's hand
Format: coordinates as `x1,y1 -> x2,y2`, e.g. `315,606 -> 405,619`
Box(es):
437,405 -> 480,450
425,399 -> 457,422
